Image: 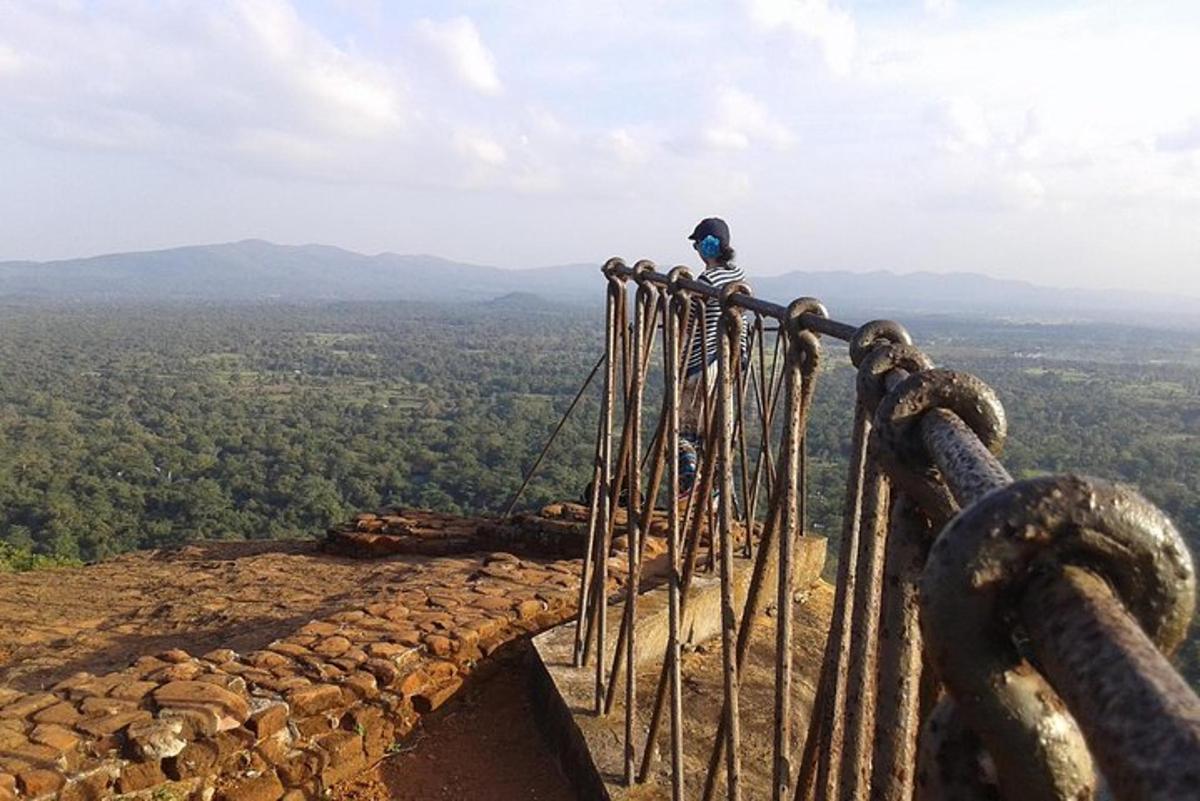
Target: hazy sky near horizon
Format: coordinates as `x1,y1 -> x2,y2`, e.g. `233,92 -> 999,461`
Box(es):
1,1 -> 1198,295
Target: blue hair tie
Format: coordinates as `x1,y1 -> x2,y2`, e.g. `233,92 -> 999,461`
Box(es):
699,235 -> 721,259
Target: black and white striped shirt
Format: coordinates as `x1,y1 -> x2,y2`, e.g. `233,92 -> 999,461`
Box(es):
686,263 -> 748,376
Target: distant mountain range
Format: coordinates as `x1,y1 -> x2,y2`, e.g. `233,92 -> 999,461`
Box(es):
1,239 -> 1196,326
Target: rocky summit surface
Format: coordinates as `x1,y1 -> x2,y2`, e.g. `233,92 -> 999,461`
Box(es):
0,503 -> 649,801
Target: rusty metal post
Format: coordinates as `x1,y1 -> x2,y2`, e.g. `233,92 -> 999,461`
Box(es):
574,287 -> 616,670
798,401 -> 868,801
603,290 -> 669,718
588,275 -> 664,684
835,449 -> 890,801
664,273 -> 687,801
800,327 -> 922,801
604,405 -> 668,716
716,284 -> 744,801
637,423 -> 722,782
700,329 -> 822,801
839,342 -> 936,801
769,303 -> 823,801
594,273 -> 627,713
773,321 -> 805,801
868,492 -> 932,801
622,277 -> 652,785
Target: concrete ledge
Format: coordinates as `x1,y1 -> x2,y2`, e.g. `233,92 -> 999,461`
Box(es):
532,537 -> 826,801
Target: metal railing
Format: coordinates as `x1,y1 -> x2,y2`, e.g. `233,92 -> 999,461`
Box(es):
572,258 -> 1199,801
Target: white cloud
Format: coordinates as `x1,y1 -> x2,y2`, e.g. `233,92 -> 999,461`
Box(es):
923,0 -> 956,19
454,131 -> 507,167
0,44 -> 22,75
1,1 -> 1198,294
709,86 -> 794,150
415,16 -> 502,96
1157,119 -> 1200,153
931,97 -> 991,153
0,0 -> 405,160
744,0 -> 856,75
605,129 -> 649,165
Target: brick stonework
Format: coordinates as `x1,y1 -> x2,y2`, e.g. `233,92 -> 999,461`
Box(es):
0,503 -> 674,801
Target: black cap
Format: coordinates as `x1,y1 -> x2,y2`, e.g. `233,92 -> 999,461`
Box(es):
688,217 -> 730,247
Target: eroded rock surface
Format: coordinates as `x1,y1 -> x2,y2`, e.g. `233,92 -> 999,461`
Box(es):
0,503 -> 649,801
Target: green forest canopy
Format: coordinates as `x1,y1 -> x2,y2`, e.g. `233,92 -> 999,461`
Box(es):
0,300 -> 1197,687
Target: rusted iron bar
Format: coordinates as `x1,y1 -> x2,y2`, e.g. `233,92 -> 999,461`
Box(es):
664,277 -> 686,801
700,350 -> 792,801
590,274 -> 624,706
801,335 -> 925,801
605,262 -> 857,340
604,381 -> 670,716
701,326 -> 822,801
734,325 -> 755,544
604,296 -> 672,719
716,289 -> 745,801
622,282 -> 651,785
587,281 -> 662,676
919,408 -> 1011,506
637,413 -> 722,781
834,352 -> 913,801
756,330 -> 787,501
700,492 -> 786,801
792,665 -> 828,801
1021,564 -> 1200,801
505,352 -> 606,518
701,344 -> 820,801
697,298 -> 716,574
834,454 -> 890,801
591,278 -> 643,692
796,402 -> 867,801
920,475 -> 1195,801
573,356 -> 610,667
773,330 -> 819,801
744,316 -> 774,531
868,493 -> 931,801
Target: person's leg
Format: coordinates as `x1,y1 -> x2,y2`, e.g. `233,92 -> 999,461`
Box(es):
677,361 -> 717,498
677,371 -> 705,497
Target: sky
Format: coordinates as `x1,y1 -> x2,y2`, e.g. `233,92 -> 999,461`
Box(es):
1,0 -> 1198,295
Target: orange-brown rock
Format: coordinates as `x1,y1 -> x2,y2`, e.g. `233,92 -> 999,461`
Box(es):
116,760 -> 167,793
218,771 -> 285,801
316,730 -> 366,787
79,695 -> 138,717
74,709 -> 151,738
31,702 -> 82,727
0,693 -> 57,720
154,680 -> 250,732
16,768 -> 64,797
0,503 -> 632,801
247,703 -> 289,738
312,636 -> 352,657
28,723 -> 79,754
412,676 -> 464,714
165,739 -> 219,780
285,684 -> 343,717
107,680 -> 159,702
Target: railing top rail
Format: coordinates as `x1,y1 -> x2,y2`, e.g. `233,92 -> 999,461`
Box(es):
603,261 -> 858,341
